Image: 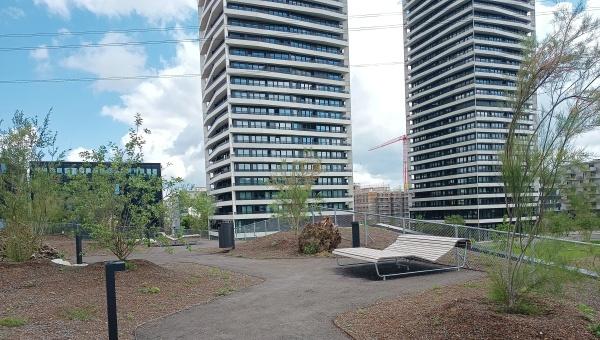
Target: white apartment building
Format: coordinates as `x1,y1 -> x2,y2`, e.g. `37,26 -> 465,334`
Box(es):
403,0 -> 536,227
199,0 -> 353,227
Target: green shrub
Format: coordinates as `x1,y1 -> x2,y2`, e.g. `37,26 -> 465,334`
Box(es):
139,286 -> 160,294
302,243 -> 319,255
297,217 -> 341,255
589,323 -> 600,338
125,261 -> 137,271
0,317 -> 27,327
216,286 -> 235,296
63,306 -> 96,321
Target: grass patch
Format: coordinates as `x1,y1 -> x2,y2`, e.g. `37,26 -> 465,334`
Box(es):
125,261 -> 137,271
578,304 -> 596,321
488,281 -> 544,316
485,239 -> 600,270
0,317 -> 27,327
216,286 -> 235,296
63,306 -> 96,321
138,286 -> 161,294
208,267 -> 231,280
589,323 -> 600,337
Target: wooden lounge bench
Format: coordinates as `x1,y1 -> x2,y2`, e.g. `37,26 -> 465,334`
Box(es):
333,234 -> 471,280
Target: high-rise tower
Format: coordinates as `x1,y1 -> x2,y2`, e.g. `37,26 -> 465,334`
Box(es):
403,0 -> 536,227
199,0 -> 353,227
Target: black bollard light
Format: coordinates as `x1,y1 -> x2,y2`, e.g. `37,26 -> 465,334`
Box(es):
352,222 -> 361,248
75,234 -> 83,264
105,261 -> 126,340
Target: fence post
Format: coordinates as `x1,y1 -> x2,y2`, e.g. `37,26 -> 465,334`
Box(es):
264,220 -> 267,236
105,261 -> 126,340
402,218 -> 406,235
311,208 -> 315,223
277,218 -> 281,232
75,233 -> 83,265
364,213 -> 368,247
253,222 -> 256,239
334,209 -> 338,225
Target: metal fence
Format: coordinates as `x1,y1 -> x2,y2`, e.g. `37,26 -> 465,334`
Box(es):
230,207 -> 599,278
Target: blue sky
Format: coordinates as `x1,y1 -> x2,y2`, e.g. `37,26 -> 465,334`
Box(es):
0,1 -> 190,150
0,0 -> 597,187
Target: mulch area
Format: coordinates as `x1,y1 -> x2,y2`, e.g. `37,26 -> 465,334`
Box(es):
335,279 -> 599,340
228,226 -> 399,259
0,258 -> 262,340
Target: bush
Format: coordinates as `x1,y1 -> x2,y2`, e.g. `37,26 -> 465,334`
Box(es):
298,217 -> 341,254
302,242 -> 319,255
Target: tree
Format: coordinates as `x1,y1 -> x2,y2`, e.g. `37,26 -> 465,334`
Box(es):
564,178 -> 600,242
178,188 -> 215,233
67,114 -> 179,260
495,5 -> 600,311
0,110 -> 64,262
270,158 -> 322,233
444,215 -> 465,226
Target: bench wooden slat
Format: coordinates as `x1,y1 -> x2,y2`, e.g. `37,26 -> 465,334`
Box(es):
334,234 -> 468,264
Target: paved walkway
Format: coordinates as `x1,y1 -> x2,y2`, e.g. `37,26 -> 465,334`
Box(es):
107,246 -> 483,340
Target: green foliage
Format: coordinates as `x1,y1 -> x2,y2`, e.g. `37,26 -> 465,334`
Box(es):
63,306 -> 96,321
578,304 -> 596,321
216,286 -> 235,296
0,317 -> 27,327
590,323 -> 600,338
139,286 -> 161,294
444,215 -> 465,226
0,110 -> 65,262
66,114 -> 180,260
270,158 -> 322,233
494,7 -> 600,311
125,261 -> 138,271
302,243 -> 319,255
177,189 -> 215,233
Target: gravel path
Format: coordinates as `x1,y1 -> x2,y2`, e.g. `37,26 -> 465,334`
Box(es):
89,245 -> 483,340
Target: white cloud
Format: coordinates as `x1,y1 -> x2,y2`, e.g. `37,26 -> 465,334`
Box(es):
30,46 -> 49,61
34,0 -> 195,22
535,0 -> 600,158
66,147 -> 89,161
61,33 -> 148,93
29,45 -> 52,74
99,36 -> 205,185
348,0 -> 406,186
1,6 -> 26,19
353,164 -> 396,186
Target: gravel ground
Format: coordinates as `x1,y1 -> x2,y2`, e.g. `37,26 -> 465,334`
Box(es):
228,226 -> 398,259
0,259 -> 261,340
335,279 -> 599,340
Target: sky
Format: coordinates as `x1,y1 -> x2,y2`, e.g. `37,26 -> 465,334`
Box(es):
0,0 -> 598,188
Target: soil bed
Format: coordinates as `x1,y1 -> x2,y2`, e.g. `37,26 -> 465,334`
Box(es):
229,226 -> 398,259
335,279 -> 599,340
0,259 -> 261,339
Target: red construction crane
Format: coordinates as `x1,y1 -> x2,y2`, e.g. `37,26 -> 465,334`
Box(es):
369,135 -> 409,191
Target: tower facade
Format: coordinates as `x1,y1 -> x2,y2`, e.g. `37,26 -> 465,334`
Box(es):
199,0 -> 353,227
403,0 -> 536,227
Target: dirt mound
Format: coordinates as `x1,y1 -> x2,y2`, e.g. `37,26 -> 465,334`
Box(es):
230,232 -> 302,259
335,280 -> 598,340
229,225 -> 400,259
